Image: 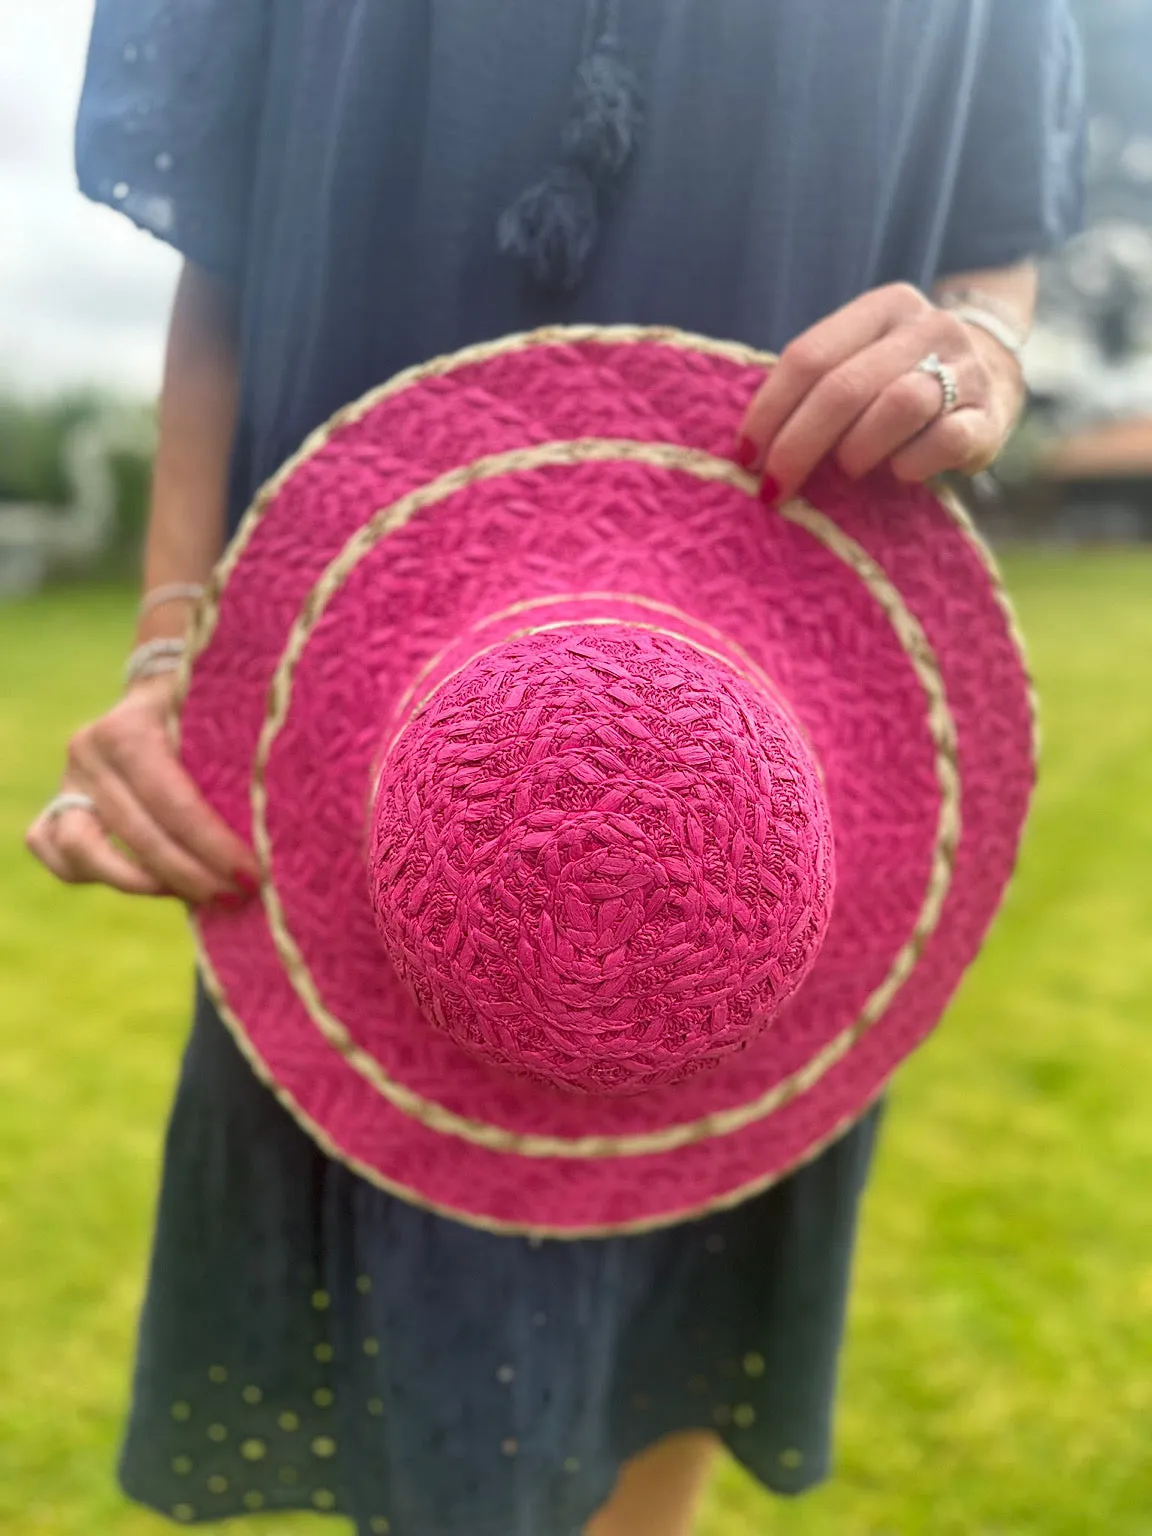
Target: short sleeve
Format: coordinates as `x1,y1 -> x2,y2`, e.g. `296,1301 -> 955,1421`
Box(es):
939,0 -> 1086,275
76,0 -> 269,282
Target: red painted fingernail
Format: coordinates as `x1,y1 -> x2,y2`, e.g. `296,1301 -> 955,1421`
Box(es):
735,435 -> 758,470
233,869 -> 260,897
214,892 -> 248,912
758,474 -> 782,506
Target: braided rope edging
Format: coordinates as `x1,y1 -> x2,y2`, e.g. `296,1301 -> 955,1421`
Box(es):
191,930 -> 885,1238
181,326 -> 774,670
248,440 -> 960,1158
170,326 -> 1035,1225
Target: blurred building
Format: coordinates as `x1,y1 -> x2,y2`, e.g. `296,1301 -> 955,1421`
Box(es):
1001,0 -> 1152,542
1019,219 -> 1152,541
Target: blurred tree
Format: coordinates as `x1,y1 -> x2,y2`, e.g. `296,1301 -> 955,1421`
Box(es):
0,394 -> 154,595
0,394 -> 104,506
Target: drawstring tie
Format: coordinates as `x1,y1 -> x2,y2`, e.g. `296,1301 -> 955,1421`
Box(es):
498,0 -> 643,293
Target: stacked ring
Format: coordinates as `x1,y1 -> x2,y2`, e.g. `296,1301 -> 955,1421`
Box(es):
40,792 -> 98,824
913,353 -> 960,416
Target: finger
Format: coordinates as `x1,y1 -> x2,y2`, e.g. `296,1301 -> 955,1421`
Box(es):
889,409 -> 992,484
100,724 -> 258,888
91,768 -> 236,906
43,810 -> 168,896
738,283 -> 930,465
835,354 -> 986,480
763,318 -> 951,498
25,818 -> 78,883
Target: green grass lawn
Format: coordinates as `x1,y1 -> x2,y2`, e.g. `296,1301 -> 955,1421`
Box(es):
2,555 -> 1151,1536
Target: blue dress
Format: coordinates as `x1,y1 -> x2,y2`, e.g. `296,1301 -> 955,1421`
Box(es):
77,3 -> 1083,1532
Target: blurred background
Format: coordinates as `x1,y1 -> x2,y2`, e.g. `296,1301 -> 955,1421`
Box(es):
1,3 -> 1150,1535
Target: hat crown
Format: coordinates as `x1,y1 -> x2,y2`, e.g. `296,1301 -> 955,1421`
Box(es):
369,625 -> 835,1098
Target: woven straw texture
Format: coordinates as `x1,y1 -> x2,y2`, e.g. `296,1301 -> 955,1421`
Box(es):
371,622 -> 835,1097
180,326 -> 1035,1236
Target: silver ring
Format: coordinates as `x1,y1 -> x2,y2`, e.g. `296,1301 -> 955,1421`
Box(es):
41,792 -> 98,824
913,352 -> 960,416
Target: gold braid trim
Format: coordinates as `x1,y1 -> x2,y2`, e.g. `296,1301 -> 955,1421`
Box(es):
247,441 -> 960,1158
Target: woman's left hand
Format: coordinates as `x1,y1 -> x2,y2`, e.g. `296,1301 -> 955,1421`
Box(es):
737,282 -> 1026,502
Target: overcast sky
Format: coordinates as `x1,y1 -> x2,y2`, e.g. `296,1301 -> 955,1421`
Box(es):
0,0 -> 178,400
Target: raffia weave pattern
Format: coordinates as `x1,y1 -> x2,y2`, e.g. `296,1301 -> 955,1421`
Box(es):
371,625 -> 834,1096
180,326 -> 1036,1234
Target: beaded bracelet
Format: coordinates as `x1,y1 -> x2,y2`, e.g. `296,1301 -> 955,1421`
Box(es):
124,637 -> 187,688
129,655 -> 185,685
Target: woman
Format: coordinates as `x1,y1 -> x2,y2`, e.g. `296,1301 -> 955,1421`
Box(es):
28,2 -> 1084,1533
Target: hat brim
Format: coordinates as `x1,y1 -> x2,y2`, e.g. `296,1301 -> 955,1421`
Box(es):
181,327 -> 1035,1236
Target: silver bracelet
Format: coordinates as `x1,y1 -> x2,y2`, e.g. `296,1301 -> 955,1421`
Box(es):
947,304 -> 1027,362
936,287 -> 1028,361
129,655 -> 185,684
139,582 -> 205,618
125,637 -> 187,687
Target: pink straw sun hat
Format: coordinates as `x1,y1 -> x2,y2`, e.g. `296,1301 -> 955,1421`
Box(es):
180,326 -> 1035,1237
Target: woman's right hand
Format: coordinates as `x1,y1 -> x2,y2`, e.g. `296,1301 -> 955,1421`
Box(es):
25,674 -> 259,907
